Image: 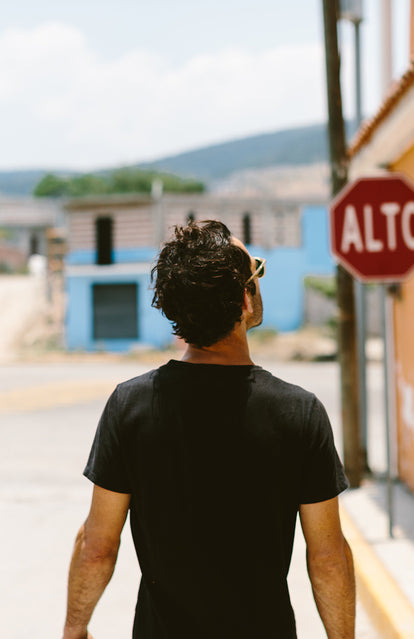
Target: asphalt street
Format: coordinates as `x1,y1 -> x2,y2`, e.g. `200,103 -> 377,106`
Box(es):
0,358 -> 380,638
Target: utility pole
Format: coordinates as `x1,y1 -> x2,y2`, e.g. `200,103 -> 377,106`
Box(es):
322,0 -> 362,487
340,1 -> 369,474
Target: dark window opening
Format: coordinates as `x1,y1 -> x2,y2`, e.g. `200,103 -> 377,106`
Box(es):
243,213 -> 251,245
29,234 -> 39,255
96,217 -> 113,265
187,212 -> 195,224
93,283 -> 138,340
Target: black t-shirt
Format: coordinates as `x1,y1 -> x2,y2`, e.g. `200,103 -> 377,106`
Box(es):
84,360 -> 348,639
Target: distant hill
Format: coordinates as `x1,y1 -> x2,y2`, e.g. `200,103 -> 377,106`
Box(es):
0,121 -> 357,196
138,122 -> 331,181
140,120 -> 358,181
0,170 -> 48,197
0,169 -> 79,197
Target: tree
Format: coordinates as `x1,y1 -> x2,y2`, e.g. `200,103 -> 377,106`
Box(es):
33,169 -> 205,198
34,173 -> 68,197
66,174 -> 107,197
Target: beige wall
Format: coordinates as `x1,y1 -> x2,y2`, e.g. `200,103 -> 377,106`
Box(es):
66,196 -> 304,254
68,205 -> 153,252
391,146 -> 414,491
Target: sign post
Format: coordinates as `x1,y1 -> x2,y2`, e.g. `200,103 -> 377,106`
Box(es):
330,173 -> 414,537
380,284 -> 395,538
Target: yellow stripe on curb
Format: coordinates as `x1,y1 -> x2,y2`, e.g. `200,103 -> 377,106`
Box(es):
340,505 -> 414,639
0,380 -> 116,414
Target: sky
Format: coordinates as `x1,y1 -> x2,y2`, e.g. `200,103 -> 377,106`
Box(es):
0,0 -> 411,171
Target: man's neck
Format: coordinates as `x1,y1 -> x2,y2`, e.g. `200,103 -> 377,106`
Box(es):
181,324 -> 254,366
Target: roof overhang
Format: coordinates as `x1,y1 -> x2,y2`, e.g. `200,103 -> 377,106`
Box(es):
348,65 -> 414,178
64,193 -> 153,211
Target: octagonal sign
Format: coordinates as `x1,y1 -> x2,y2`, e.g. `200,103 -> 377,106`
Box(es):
330,174 -> 414,282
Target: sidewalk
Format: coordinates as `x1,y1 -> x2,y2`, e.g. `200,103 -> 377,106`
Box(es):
341,478 -> 414,638
338,356 -> 414,639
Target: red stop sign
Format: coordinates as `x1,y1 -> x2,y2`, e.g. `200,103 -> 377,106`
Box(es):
330,174 -> 414,282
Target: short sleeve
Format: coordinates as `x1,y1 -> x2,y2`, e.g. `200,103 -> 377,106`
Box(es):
299,396 -> 349,504
83,386 -> 131,493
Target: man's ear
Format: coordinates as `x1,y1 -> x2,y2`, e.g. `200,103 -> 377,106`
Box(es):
243,289 -> 253,314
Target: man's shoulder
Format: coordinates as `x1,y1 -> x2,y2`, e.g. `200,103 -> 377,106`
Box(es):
254,366 -> 315,403
116,366 -> 160,394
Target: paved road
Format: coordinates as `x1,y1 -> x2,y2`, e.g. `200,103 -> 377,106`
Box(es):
0,359 -> 380,638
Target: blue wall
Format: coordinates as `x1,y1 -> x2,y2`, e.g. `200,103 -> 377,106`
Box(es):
65,206 -> 334,351
65,245 -> 172,351
66,271 -> 173,351
67,247 -> 156,266
251,205 -> 334,332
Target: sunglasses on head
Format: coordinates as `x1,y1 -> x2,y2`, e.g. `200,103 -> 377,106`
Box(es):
245,257 -> 266,285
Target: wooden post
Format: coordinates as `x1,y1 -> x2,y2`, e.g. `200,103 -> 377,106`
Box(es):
322,0 -> 362,487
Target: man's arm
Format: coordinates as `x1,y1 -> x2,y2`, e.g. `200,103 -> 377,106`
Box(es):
62,485 -> 131,639
299,496 -> 355,639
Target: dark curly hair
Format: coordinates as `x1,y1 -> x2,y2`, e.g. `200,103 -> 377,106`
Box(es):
151,220 -> 255,347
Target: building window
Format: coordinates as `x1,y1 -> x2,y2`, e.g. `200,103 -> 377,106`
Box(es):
187,211 -> 195,224
93,283 -> 138,340
96,217 -> 113,265
29,233 -> 39,255
243,213 -> 251,245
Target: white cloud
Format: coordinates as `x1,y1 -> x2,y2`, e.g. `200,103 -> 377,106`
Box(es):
0,22 -> 329,169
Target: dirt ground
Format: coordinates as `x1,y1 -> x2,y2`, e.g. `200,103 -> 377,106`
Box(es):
0,273 -> 64,363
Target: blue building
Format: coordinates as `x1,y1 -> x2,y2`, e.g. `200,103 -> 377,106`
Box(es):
64,194 -> 334,352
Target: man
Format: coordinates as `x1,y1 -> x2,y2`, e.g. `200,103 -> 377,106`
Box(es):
62,220 -> 355,639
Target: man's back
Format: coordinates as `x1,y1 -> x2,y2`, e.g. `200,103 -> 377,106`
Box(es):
62,221 -> 354,639
84,360 -> 348,638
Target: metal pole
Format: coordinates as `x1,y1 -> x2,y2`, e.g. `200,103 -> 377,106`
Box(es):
354,19 -> 362,124
381,283 -> 394,538
355,280 -> 368,469
338,1 -> 363,128
353,17 -> 370,472
381,0 -> 393,94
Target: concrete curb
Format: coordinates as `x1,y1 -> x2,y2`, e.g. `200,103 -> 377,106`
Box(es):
340,505 -> 414,639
